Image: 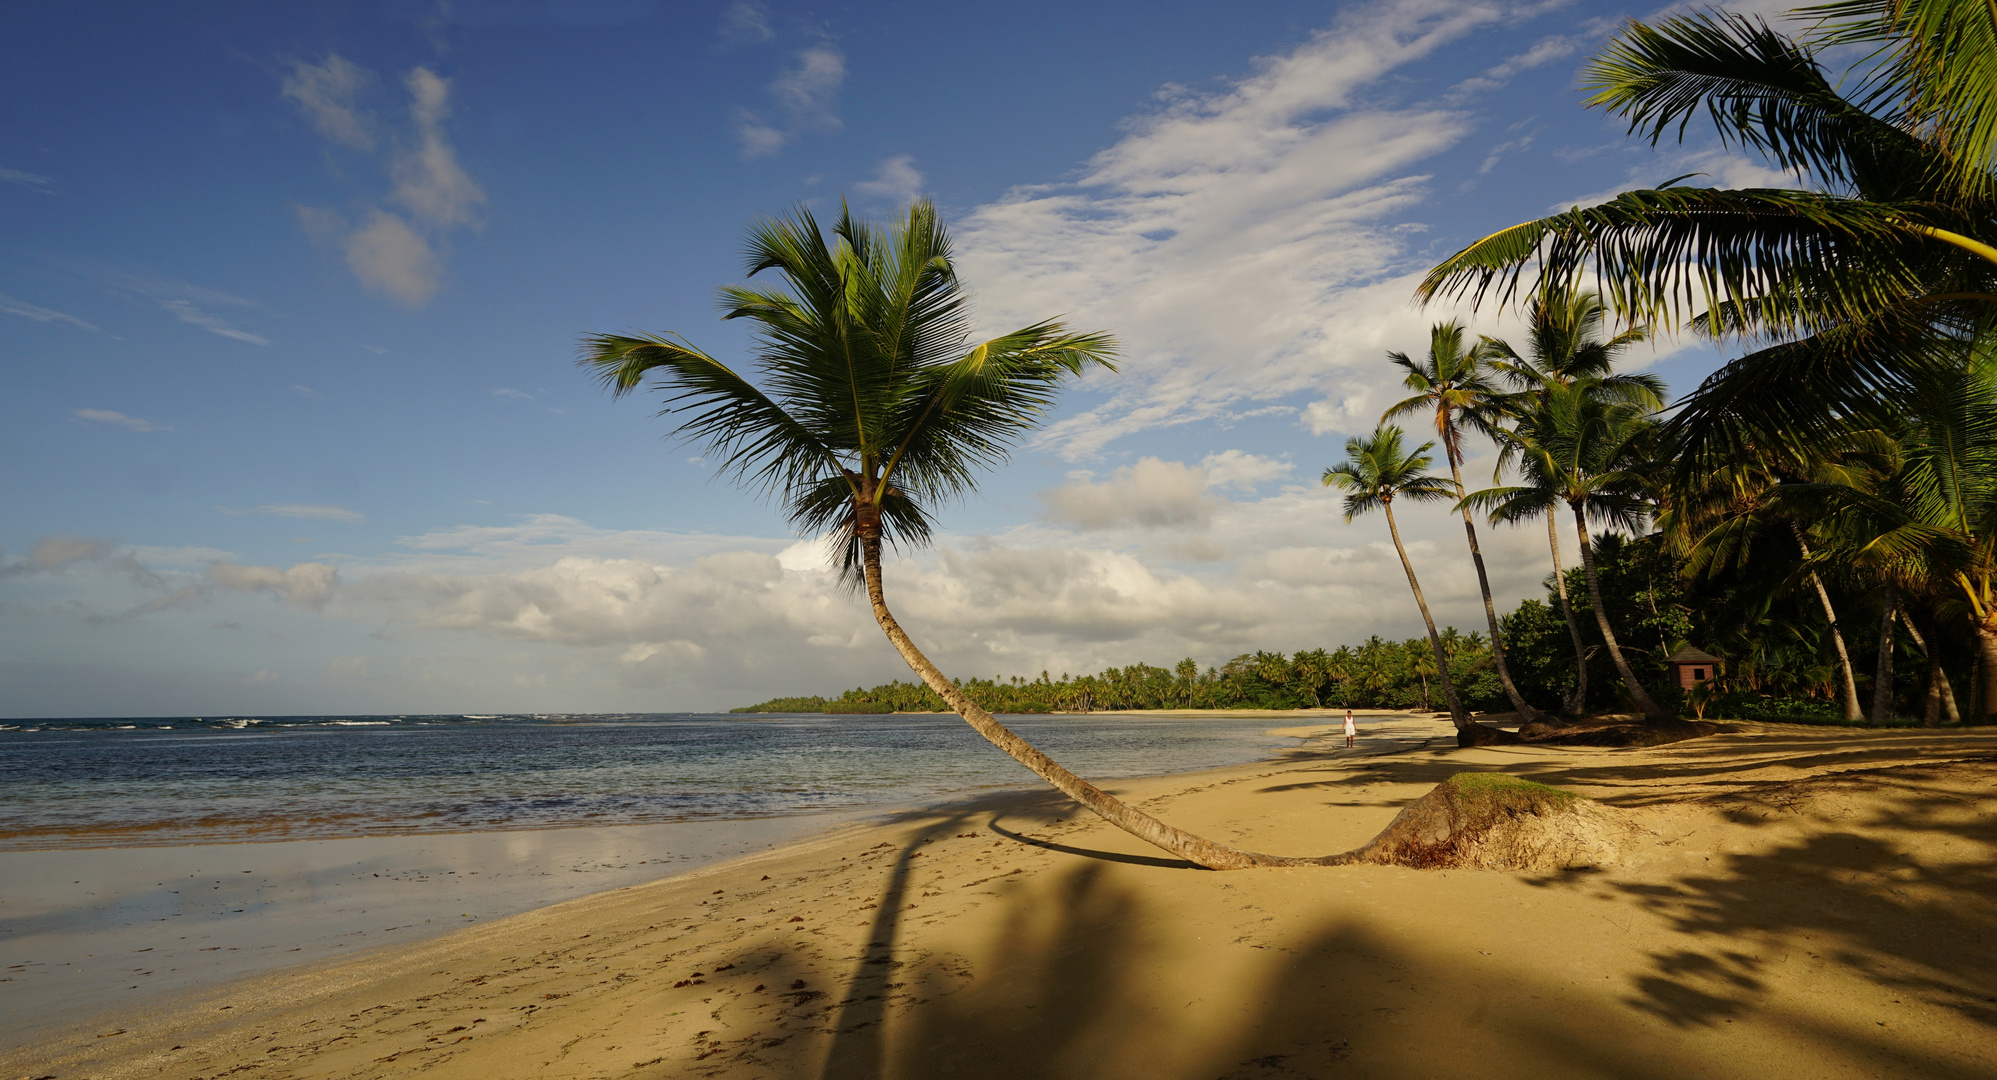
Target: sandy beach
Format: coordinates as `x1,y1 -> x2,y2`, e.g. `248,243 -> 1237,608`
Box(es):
8,717 -> 1995,1079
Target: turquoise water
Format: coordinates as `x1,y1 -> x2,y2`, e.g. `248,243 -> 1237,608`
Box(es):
0,713 -> 1306,849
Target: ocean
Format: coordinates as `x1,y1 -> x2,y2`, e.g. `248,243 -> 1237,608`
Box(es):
0,712 -> 1323,1040
0,712 -> 1306,850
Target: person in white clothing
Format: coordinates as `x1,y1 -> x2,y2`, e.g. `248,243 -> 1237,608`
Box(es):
1343,709 -> 1356,748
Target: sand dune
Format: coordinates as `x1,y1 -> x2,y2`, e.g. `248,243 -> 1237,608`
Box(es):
10,721 -> 1995,1079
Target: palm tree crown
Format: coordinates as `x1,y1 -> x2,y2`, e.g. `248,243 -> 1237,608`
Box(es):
581,201 -> 1116,582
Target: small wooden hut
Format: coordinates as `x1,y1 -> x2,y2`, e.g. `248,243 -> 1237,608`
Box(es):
1664,645 -> 1722,690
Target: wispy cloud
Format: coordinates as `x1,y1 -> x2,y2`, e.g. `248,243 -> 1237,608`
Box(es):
0,292 -> 96,330
1449,34 -> 1581,99
853,155 -> 924,204
490,387 -> 533,401
159,298 -> 269,344
734,45 -> 845,158
0,165 -> 53,190
74,408 -> 172,433
286,57 -> 486,307
954,0 -> 1525,456
718,1 -> 773,44
281,54 -> 376,152
217,503 -> 366,523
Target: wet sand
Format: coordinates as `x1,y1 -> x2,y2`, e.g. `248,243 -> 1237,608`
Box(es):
9,719 -> 1995,1079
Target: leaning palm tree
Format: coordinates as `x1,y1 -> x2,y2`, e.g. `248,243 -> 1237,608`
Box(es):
582,201 -> 1305,869
1468,381 -> 1671,719
1325,426 -> 1515,744
1483,290 -> 1665,716
1381,321 -> 1543,720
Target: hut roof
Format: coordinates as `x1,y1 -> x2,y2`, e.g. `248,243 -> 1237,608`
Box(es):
1665,645 -> 1722,665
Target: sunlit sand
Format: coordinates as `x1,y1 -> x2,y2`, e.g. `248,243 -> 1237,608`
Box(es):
9,719 -> 1993,1079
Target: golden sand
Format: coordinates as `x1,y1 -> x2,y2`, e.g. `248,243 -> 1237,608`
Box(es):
11,721 -> 1996,1079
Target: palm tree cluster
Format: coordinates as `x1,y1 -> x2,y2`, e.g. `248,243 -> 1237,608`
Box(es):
1384,0 -> 1997,728
583,1 -> 1994,868
736,634 -> 1502,715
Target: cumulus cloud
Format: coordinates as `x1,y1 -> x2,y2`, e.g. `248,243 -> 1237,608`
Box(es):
1041,458 -> 1217,530
341,209 -> 445,307
217,503 -> 365,523
853,155 -> 924,204
74,408 -> 172,433
286,57 -> 484,307
208,562 -> 341,611
735,45 -> 845,158
0,292 -> 96,330
951,0 -> 1552,456
1040,452 -> 1294,530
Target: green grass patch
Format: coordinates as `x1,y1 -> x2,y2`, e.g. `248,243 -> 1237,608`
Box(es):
1442,772 -> 1579,803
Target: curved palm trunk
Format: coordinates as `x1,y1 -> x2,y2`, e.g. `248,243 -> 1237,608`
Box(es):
1445,449 -> 1541,719
1382,500 -> 1468,726
1547,506 -> 1590,716
1790,522 -> 1865,722
1872,588 -> 1899,724
1570,503 -> 1667,719
859,534 -> 1295,870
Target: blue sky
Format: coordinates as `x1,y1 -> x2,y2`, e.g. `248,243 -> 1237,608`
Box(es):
1,0 -> 1792,716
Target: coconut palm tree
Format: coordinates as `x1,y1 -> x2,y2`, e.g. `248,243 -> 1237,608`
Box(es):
581,201 -> 1291,869
1381,321 -> 1543,720
1325,426 -> 1515,743
1481,291 -> 1665,716
1467,381 -> 1671,719
1417,5 -> 1997,471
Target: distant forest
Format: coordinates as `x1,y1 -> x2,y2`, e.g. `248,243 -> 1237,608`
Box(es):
738,533 -> 1946,725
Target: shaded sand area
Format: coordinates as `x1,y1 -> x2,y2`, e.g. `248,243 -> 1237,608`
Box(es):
9,721 -> 1996,1079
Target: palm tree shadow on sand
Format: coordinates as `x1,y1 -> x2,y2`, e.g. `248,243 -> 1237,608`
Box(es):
804,762 -> 1995,1080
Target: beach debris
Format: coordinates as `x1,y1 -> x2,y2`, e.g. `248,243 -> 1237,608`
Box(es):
790,979 -> 807,989
788,916 -> 804,922
1329,773 -> 1643,871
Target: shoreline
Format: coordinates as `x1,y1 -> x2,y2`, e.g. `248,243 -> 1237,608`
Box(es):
13,720 -> 1993,1079
0,715 -> 1441,1047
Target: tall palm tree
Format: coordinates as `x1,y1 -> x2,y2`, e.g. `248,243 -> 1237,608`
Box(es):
1325,426 -> 1516,743
581,202 -> 1285,869
1381,321 -> 1543,720
1483,291 -> 1665,716
1417,5 -> 1997,473
1468,381 -> 1672,719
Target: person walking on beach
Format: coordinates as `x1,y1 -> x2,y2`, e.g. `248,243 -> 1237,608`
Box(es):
1344,709 -> 1357,748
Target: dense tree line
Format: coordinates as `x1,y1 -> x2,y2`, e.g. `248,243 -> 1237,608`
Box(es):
735,633 -> 1501,715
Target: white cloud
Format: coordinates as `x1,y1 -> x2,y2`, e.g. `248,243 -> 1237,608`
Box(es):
1450,34 -> 1581,98
1041,457 -> 1217,530
159,298 -> 270,345
342,209 -> 443,307
735,44 -> 845,158
285,58 -> 484,308
1199,450 -> 1294,490
391,68 -> 486,229
718,1 -> 773,44
852,154 -> 924,204
282,55 -> 376,152
74,408 -> 171,433
953,0 -> 1520,457
217,503 -> 365,523
0,292 -> 96,330
490,387 -> 533,401
208,562 -> 341,611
